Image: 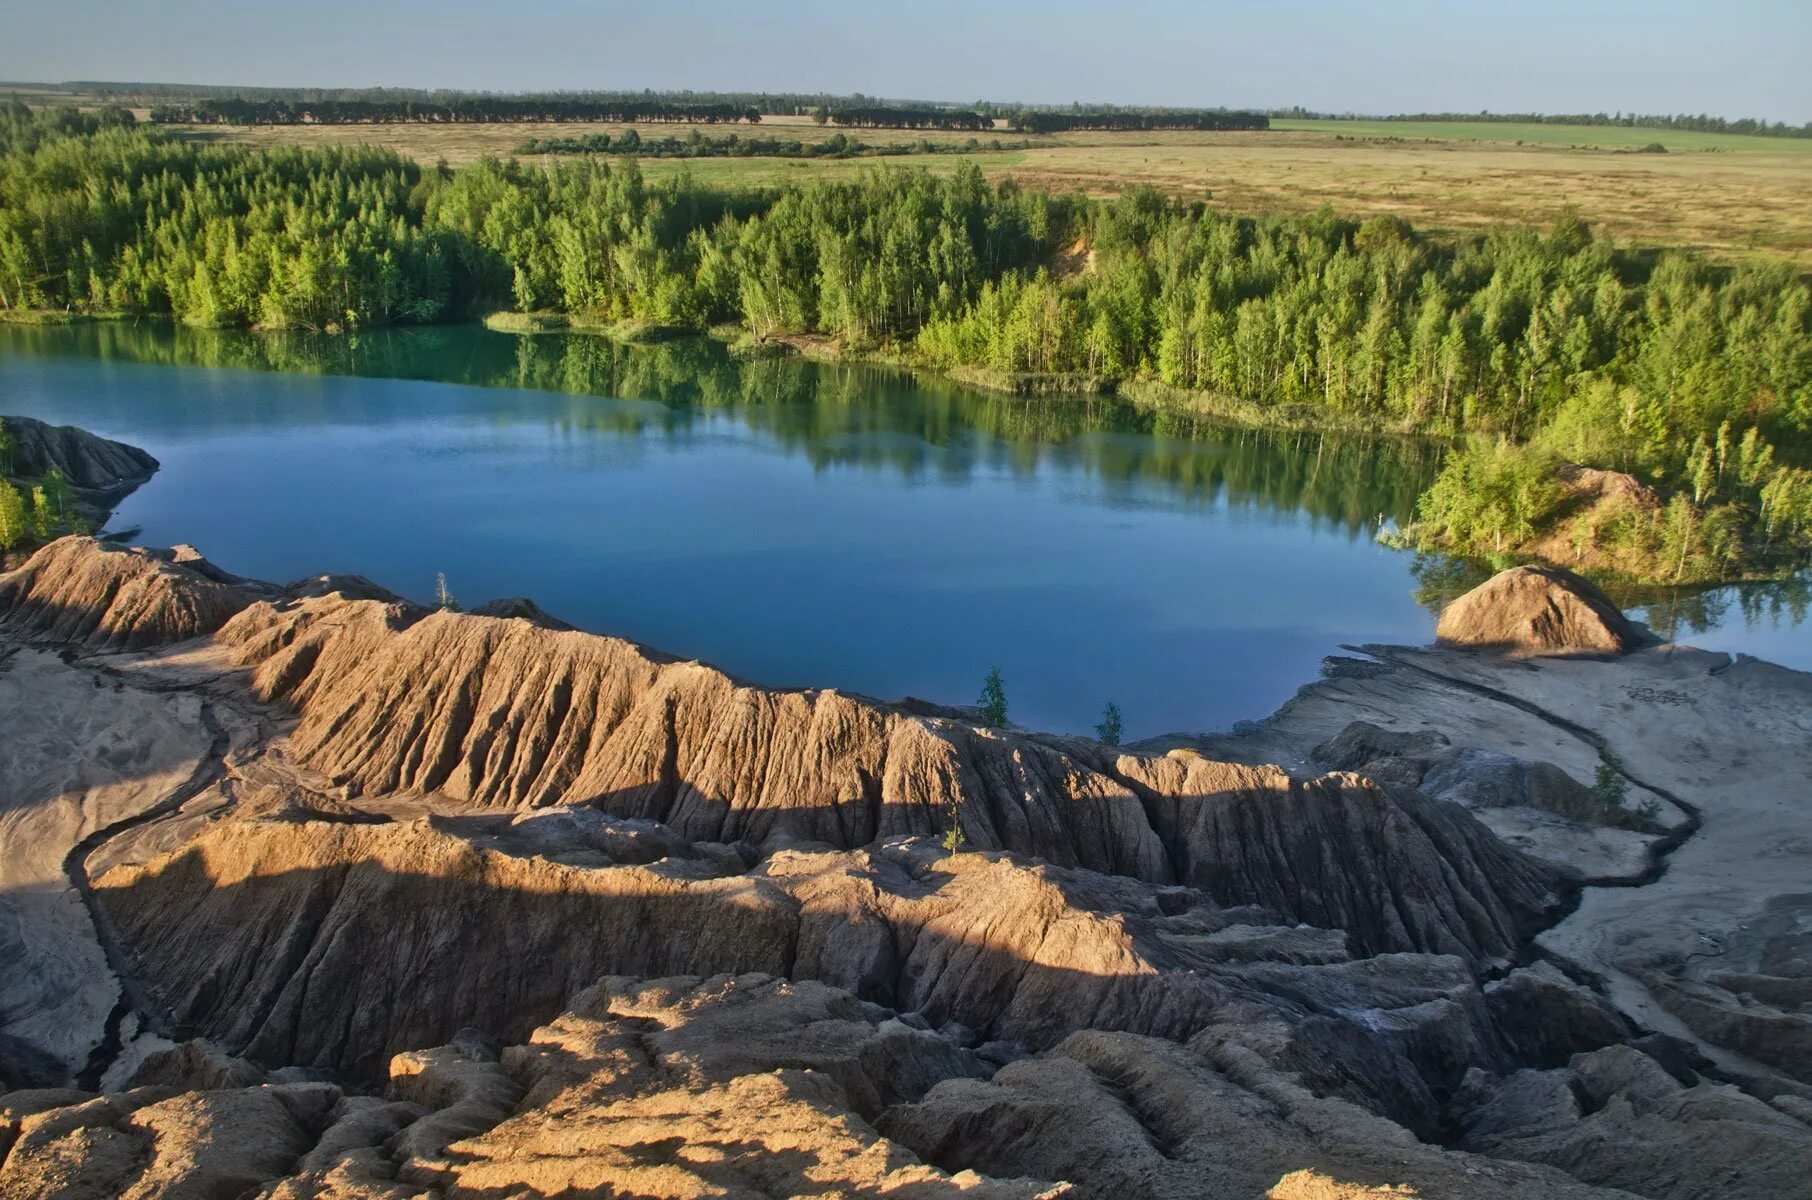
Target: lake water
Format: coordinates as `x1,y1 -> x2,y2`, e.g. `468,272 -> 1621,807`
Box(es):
1,322 -> 1805,737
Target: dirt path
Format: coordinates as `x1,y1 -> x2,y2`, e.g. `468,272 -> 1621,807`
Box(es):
65,697 -> 231,1088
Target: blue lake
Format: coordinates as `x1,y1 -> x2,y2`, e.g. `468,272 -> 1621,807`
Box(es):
1,322 -> 1805,737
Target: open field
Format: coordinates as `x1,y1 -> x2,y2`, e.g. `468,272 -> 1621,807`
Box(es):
998,132 -> 1812,265
1272,117 -> 1812,153
166,119 -> 1812,265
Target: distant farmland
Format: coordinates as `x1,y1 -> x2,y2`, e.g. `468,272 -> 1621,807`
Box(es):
169,115 -> 1812,265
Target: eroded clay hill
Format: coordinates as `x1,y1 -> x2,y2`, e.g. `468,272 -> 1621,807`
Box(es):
0,415 -> 157,493
97,815 -> 1578,1135
0,415 -> 159,533
1434,564 -> 1640,656
3,534 -> 1810,1200
0,537 -> 253,650
214,581 -> 1562,963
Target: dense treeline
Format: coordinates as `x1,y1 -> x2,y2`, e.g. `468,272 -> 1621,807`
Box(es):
144,95 -> 1004,132
2,106 -> 1806,581
128,87 -> 1262,135
35,80 -> 1807,139
909,196 -> 1811,579
0,102 -> 457,328
0,102 -> 136,151
823,107 -> 993,131
1007,110 -> 1269,133
71,83 -> 939,119
1279,107 -> 1812,139
148,98 -> 760,126
517,129 -> 1031,160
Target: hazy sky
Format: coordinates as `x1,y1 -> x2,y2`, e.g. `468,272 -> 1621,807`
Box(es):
3,0 -> 1808,121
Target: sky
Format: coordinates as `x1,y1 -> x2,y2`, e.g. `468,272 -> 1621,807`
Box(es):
2,0 -> 1808,122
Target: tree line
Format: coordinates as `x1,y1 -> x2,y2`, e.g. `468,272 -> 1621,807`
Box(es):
2,105 -> 1805,582
148,98 -> 762,126
820,107 -> 994,131
34,81 -> 1805,139
517,129 -> 1033,160
1007,109 -> 1269,133
72,83 -> 948,120
145,97 -> 1004,133
130,89 -> 1265,135
1278,108 -> 1812,139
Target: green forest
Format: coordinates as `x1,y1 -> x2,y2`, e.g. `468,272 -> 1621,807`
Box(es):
1007,110 -> 1269,133
39,81 -> 1806,137
147,97 -> 763,125
1,102 -> 1807,584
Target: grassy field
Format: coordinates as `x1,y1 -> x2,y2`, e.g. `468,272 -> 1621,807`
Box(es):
171,116 -> 1812,264
1272,117 -> 1812,153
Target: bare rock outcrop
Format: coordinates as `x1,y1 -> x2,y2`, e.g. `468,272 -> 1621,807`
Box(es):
128,1039 -> 270,1092
1459,1044 -> 1812,1199
0,536 -> 253,650
0,1081 -> 342,1200
1111,751 -> 1559,961
467,595 -> 574,628
416,973 -> 1049,1197
1435,565 -> 1641,656
1625,891 -> 1812,1088
95,817 -> 1562,1131
2,976 -> 1065,1200
0,416 -> 158,494
0,642 -> 215,1084
0,416 -> 160,540
7,973 -> 1679,1200
95,816 -> 799,1081
207,592 -> 1565,965
1313,720 -> 1647,831
882,1028 -> 1633,1200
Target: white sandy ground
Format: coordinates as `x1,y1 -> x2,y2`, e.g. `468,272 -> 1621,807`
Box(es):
0,646 -> 208,1074
1391,645 -> 1812,1089
1156,641 -> 1812,1092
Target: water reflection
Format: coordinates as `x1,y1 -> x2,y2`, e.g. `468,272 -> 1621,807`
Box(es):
3,320 -> 1441,534
0,320 -> 1802,733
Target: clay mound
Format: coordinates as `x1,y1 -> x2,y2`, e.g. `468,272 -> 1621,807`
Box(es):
1435,565 -> 1640,656
211,596 -> 1563,963
0,536 -> 254,651
1555,462 -> 1659,509
0,414 -> 158,492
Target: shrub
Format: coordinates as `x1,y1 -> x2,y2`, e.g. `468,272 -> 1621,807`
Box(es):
1593,758 -> 1628,814
977,666 -> 1008,727
1096,701 -> 1124,744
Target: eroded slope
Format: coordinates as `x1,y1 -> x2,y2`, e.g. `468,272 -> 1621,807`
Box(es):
3,536 -> 1810,1199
